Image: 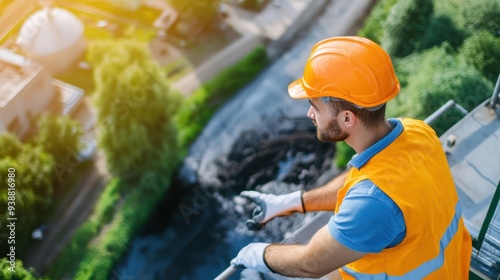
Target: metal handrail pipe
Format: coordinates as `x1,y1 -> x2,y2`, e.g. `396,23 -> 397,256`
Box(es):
214,266 -> 239,280
489,73 -> 500,109
424,100 -> 468,125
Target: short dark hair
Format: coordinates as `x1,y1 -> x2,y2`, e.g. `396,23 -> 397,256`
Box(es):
329,101 -> 386,128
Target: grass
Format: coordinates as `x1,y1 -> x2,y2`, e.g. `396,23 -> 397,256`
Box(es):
54,62 -> 95,95
73,184 -> 168,279
47,178 -> 122,279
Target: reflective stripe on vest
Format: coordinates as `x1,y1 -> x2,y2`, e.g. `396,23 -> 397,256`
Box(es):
342,201 -> 462,280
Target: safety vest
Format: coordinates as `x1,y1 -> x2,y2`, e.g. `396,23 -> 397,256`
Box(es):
335,118 -> 472,279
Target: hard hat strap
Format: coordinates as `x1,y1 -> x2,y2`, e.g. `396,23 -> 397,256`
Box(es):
320,96 -> 384,112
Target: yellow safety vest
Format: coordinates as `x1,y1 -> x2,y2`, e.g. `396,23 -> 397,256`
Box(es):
335,118 -> 472,279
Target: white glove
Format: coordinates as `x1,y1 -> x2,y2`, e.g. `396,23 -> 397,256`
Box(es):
231,243 -> 271,273
240,190 -> 304,230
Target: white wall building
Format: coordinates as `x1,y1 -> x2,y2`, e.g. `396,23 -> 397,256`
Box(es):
0,48 -> 85,139
0,48 -> 55,137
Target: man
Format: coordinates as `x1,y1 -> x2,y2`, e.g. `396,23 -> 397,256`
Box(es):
231,36 -> 472,279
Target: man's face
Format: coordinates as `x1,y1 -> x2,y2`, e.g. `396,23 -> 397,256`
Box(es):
307,99 -> 349,142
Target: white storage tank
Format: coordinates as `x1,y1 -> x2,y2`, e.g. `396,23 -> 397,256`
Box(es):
16,7 -> 86,75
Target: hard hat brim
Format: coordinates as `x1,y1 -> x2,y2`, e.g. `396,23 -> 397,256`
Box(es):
288,78 -> 310,99
288,76 -> 401,107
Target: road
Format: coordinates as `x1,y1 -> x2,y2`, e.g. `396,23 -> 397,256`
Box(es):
0,0 -> 36,42
23,152 -> 110,274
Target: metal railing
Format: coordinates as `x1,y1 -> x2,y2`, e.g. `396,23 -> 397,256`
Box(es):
423,99 -> 468,125
472,181 -> 500,252
489,73 -> 500,111
214,267 -> 238,280
214,211 -> 333,279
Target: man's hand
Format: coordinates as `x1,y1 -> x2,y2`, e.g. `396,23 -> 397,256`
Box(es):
240,190 -> 304,230
230,243 -> 271,273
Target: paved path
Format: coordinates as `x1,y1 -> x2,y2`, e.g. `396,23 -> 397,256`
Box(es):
172,34 -> 263,95
0,0 -> 36,43
24,152 -> 109,274
172,0 -> 329,96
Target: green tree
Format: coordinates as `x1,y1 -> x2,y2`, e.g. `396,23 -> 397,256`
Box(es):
357,0 -> 399,43
0,133 -> 23,159
0,258 -> 38,279
0,139 -> 55,254
459,0 -> 500,35
460,31 -> 500,83
388,46 -> 493,135
90,39 -> 181,180
33,115 -> 83,163
382,0 -> 434,57
420,15 -> 464,51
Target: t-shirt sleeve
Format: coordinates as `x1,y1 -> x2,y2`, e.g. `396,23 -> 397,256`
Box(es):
328,180 -> 406,253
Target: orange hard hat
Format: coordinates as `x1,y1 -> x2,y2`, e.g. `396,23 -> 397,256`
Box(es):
288,36 -> 400,109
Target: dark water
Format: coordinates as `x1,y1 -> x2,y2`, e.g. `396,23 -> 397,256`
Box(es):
114,116 -> 336,280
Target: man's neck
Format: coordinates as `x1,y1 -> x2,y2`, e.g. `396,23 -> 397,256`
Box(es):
346,120 -> 393,154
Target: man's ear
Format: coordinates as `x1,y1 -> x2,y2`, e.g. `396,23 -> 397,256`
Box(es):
342,110 -> 356,128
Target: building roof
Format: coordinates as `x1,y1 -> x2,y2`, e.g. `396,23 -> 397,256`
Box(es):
16,7 -> 84,56
52,79 -> 84,116
441,100 -> 500,233
440,100 -> 500,278
0,48 -> 43,108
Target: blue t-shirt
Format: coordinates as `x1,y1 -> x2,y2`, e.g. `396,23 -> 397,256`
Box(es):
328,119 -> 406,253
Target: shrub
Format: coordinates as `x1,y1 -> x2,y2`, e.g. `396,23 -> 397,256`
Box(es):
459,0 -> 500,35
388,46 -> 493,135
460,31 -> 500,83
357,0 -> 399,43
382,0 -> 434,58
73,175 -> 170,280
420,15 -> 464,51
0,258 -> 38,279
33,115 -> 83,164
0,139 -> 55,255
420,69 -> 493,134
0,133 -> 22,159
